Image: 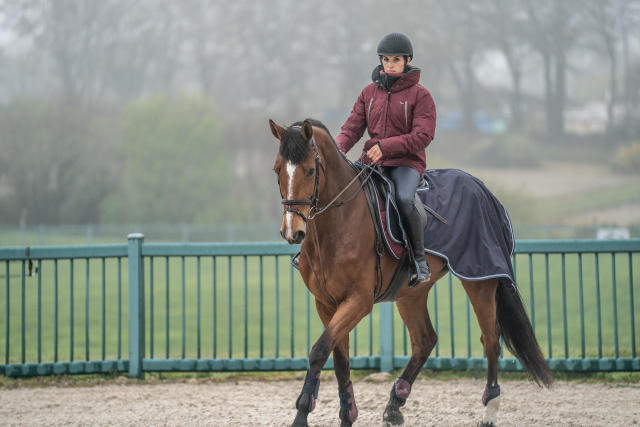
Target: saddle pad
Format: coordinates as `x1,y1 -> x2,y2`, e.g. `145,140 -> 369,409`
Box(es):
418,169 -> 516,286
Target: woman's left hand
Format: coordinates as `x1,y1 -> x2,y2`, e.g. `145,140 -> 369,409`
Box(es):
366,143 -> 383,164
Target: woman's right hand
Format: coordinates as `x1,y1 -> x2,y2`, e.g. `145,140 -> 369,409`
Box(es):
366,143 -> 383,164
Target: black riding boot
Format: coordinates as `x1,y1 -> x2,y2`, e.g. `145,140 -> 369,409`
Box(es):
406,205 -> 430,286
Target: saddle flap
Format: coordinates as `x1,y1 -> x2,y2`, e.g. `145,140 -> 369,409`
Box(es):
359,164 -> 407,260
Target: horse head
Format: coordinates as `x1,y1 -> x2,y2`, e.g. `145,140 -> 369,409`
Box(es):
269,119 -> 322,244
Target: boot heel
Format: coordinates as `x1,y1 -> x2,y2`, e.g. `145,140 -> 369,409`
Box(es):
409,258 -> 430,287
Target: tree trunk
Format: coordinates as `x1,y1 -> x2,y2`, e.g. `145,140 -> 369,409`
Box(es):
542,51 -> 555,136
606,46 -> 618,138
620,4 -> 632,134
551,50 -> 566,137
462,59 -> 477,132
508,63 -> 524,131
448,60 -> 476,133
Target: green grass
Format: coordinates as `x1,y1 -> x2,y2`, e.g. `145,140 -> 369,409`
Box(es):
0,251 -> 638,366
0,229 -> 124,247
540,182 -> 640,220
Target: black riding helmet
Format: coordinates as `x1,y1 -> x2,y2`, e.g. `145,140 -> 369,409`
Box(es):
376,32 -> 413,59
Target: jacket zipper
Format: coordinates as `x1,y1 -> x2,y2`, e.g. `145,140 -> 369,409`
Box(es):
404,101 -> 408,132
367,97 -> 374,124
383,91 -> 391,138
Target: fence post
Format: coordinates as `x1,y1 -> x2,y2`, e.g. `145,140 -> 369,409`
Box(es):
379,302 -> 394,373
128,233 -> 145,378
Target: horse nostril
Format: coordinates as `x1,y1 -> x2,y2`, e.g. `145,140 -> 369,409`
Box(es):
280,229 -> 286,240
293,230 -> 305,243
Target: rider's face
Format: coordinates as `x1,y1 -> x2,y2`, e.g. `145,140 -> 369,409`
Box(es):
381,55 -> 409,74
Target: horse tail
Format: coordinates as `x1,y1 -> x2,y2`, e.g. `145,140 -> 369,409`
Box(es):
496,281 -> 553,387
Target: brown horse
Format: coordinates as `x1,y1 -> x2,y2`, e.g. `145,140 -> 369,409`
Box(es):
269,119 -> 552,427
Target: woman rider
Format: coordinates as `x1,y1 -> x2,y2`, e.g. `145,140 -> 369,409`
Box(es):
335,32 -> 436,285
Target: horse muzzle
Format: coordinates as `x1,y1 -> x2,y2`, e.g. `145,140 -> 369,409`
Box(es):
281,228 -> 306,244
280,204 -> 310,244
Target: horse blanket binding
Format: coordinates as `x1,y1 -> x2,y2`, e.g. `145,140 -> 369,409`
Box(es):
370,167 -> 516,287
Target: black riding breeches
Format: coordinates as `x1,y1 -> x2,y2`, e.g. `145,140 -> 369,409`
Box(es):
388,166 -> 421,218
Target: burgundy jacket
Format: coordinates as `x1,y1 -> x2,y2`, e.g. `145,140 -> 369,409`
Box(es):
336,65 -> 436,173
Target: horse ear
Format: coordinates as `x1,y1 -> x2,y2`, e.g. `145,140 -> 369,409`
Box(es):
269,119 -> 285,141
301,120 -> 313,142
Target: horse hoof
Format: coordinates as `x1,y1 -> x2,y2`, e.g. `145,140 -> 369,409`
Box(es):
340,420 -> 352,427
480,395 -> 500,426
382,406 -> 404,426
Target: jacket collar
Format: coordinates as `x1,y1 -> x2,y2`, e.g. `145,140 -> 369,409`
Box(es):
371,64 -> 421,92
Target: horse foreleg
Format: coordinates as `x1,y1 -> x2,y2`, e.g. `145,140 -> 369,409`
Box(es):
463,279 -> 501,427
383,288 -> 436,426
314,301 -> 359,426
292,297 -> 370,427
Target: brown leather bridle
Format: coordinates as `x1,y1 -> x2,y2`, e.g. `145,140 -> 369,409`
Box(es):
277,129 -> 376,308
280,137 -> 322,223
280,136 -> 372,223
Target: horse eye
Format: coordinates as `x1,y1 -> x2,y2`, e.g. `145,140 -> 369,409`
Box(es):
307,168 -> 315,177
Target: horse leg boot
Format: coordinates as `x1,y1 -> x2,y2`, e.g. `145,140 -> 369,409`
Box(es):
292,370 -> 320,427
406,204 -> 430,287
383,377 -> 412,426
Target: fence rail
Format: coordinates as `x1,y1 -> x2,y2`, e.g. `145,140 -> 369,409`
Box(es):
1,236 -> 638,378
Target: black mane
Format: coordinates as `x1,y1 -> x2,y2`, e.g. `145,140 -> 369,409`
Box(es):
279,118 -> 338,164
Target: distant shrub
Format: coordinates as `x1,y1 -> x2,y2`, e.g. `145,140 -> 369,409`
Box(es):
484,183 -> 541,225
100,94 -> 229,223
612,142 -> 640,174
469,133 -> 540,167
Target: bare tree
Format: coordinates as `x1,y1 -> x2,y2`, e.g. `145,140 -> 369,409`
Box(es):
477,0 -> 530,130
178,0 -> 237,100
428,0 -> 484,132
522,0 -> 583,138
618,1 -> 640,135
581,0 -> 623,137
5,0 -> 178,104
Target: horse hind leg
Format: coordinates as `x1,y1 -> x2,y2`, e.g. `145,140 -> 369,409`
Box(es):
462,279 -> 501,427
383,288 -> 437,426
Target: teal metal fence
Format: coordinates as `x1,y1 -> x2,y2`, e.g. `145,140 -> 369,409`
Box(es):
0,236 -> 638,377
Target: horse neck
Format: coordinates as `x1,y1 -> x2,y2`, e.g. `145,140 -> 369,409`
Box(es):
314,134 -> 366,230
